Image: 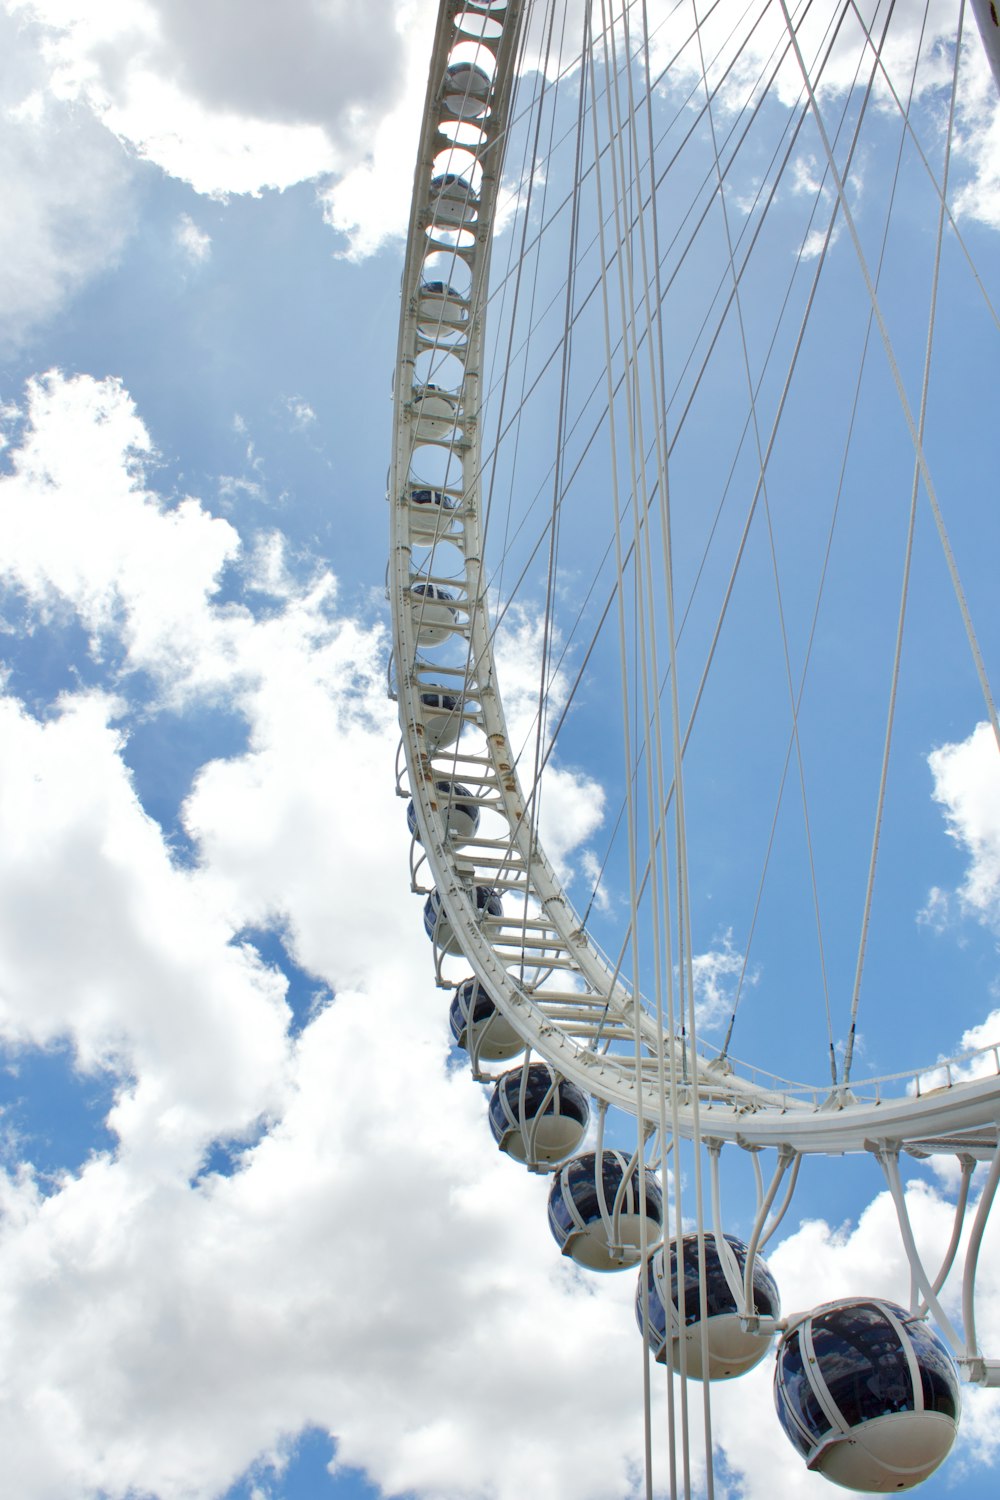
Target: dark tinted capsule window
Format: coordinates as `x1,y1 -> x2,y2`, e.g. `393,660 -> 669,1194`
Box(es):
548,1189 -> 575,1240
670,1236 -> 775,1326
906,1317 -> 960,1419
562,1154 -> 620,1223
488,1091 -> 506,1138
508,1066 -> 557,1118
637,1258 -> 668,1343
776,1330 -> 831,1456
811,1305 -> 914,1429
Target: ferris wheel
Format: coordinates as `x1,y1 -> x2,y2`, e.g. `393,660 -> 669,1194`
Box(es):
388,0 -> 1000,1492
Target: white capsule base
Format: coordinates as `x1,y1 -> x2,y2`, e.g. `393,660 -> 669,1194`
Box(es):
810,1409 -> 957,1493
408,500 -> 456,543
501,1114 -> 586,1166
666,1313 -> 773,1381
565,1212 -> 649,1272
417,293 -> 467,328
420,712 -> 462,753
411,597 -> 456,646
414,400 -> 459,441
474,1014 -> 526,1061
430,911 -> 463,957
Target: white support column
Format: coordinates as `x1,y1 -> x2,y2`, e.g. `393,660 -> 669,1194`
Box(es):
876,1144 -> 965,1358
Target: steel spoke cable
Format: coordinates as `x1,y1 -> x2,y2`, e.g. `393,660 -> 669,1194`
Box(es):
495,52 -> 867,1058
483,0 -> 597,600
476,0 -> 850,705
480,0 -> 568,613
474,0 -> 794,411
625,4 -> 720,1485
472,0 -> 828,576
693,0 -> 899,1084
599,0 -> 702,1482
592,77 -> 874,1051
603,0 -> 702,1476
719,0 -> 936,1060
522,0 -> 595,958
590,12 -> 887,1043
599,0 -> 701,1476
483,0 -> 749,313
777,0 -> 1000,756
587,11 -> 662,1490
618,0 -> 712,1482
842,0 -> 969,1085
845,0 -> 1000,331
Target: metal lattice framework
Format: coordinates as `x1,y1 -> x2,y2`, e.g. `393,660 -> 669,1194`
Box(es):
389,0 -> 1000,1165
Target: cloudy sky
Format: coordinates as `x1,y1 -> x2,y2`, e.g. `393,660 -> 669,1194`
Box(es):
1,1 -> 999,1498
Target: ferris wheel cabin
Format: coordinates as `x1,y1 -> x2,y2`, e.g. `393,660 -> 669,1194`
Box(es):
489,1062 -> 590,1166
637,1234 -> 780,1381
407,781 -> 481,845
424,885 -> 502,956
450,976 -> 525,1062
774,1298 -> 960,1492
408,582 -> 458,647
548,1150 -> 663,1271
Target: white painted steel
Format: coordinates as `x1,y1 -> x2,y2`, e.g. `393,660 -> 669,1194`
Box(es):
388,0 -> 1000,1160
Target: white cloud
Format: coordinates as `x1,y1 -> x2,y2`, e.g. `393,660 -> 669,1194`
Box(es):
0,371 -> 242,703
928,721 -> 1000,927
492,603 -> 607,886
175,211 -> 211,263
5,0 -> 995,292
13,0 -> 438,250
283,396 -> 316,430
0,5 -> 133,346
2,362 -> 1000,1500
0,689 -> 293,1171
0,370 -> 662,1500
690,931 -> 754,1032
640,0 -> 1000,231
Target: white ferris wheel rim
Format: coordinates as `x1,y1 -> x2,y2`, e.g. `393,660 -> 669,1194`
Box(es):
388,0 -> 1000,1160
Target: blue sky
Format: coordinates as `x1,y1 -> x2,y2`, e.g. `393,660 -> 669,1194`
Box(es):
1,1 -> 999,1498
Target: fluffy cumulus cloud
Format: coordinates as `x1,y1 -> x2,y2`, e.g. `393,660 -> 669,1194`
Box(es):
492,602 -> 607,887
3,0 -> 998,338
637,0 -> 1000,229
8,0 -> 438,244
915,720 -> 1000,1082
175,211 -> 211,263
0,370 -> 661,1500
0,4 -> 133,347
928,721 -> 1000,928
690,931 -> 754,1032
1,365 -> 1000,1499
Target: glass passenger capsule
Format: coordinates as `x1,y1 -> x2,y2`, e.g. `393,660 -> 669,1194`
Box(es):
412,383 -> 459,439
418,689 -> 462,751
637,1233 -> 780,1380
449,976 -> 525,1062
548,1150 -> 663,1271
488,1062 -> 589,1166
408,487 -> 457,542
428,173 -> 479,228
409,582 -> 458,646
423,884 -> 502,956
440,62 -> 492,119
774,1297 -> 960,1492
407,781 -> 480,845
417,280 -> 467,328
